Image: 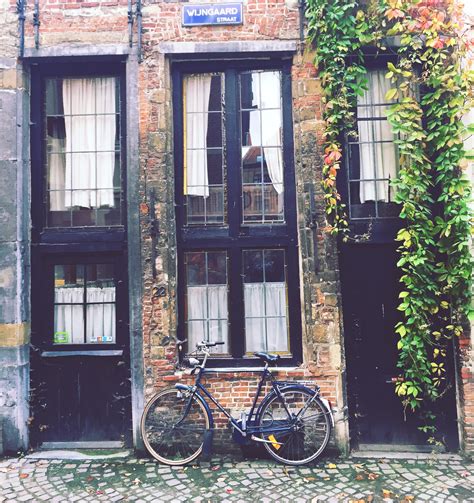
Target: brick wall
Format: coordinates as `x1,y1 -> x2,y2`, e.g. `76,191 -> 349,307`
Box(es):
3,0 -> 471,455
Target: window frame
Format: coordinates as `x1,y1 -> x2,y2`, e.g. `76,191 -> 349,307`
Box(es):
32,252 -> 129,353
339,56 -> 403,241
172,58 -> 303,367
31,60 -> 127,243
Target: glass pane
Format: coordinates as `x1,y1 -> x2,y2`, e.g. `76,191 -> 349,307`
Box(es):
184,73 -> 225,227
53,263 -> 116,345
243,250 -> 289,354
45,79 -> 64,116
349,182 -> 376,219
45,77 -> 121,227
243,250 -> 264,283
240,72 -> 284,225
185,251 -> 228,354
54,264 -> 85,345
186,252 -> 206,285
207,252 -> 227,284
264,250 -> 285,282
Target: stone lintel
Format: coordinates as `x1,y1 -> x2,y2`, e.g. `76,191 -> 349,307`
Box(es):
23,44 -> 132,60
159,40 -> 297,55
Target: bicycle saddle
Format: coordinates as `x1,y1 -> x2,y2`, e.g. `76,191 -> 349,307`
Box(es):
254,352 -> 280,364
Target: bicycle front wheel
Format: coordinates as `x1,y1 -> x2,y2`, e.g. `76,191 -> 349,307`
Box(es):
258,386 -> 331,465
141,387 -> 211,465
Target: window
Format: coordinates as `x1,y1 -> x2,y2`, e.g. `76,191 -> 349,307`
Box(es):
53,263 -> 116,345
174,61 -> 302,365
346,69 -> 399,220
44,75 -> 123,227
30,62 -> 128,351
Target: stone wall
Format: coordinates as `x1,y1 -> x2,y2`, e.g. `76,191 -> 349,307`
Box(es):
0,2 -> 30,453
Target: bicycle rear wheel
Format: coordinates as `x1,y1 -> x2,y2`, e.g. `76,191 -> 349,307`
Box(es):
257,386 -> 331,465
141,387 -> 211,465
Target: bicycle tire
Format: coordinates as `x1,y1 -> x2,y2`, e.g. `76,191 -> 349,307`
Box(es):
257,386 -> 331,465
141,387 -> 211,465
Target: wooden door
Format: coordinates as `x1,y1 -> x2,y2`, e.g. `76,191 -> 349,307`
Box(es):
340,243 -> 458,450
30,254 -> 131,445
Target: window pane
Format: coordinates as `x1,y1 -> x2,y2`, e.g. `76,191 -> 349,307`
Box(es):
184,73 -> 225,226
240,71 -> 284,224
185,251 -> 228,354
53,264 -> 116,345
348,69 -> 399,219
46,77 -> 122,228
243,250 -> 289,354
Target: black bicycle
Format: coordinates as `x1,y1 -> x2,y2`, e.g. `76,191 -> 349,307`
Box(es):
141,341 -> 334,466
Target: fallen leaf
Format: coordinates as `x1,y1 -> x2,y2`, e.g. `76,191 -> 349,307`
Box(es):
304,476 -> 316,481
225,488 -> 233,494
19,473 -> 29,479
86,476 -> 95,482
382,489 -> 391,498
211,465 -> 220,471
324,477 -> 331,481
327,463 -> 337,469
132,478 -> 141,486
355,473 -> 365,481
368,472 -> 379,480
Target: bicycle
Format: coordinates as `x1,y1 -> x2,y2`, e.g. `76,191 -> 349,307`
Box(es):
140,340 -> 334,466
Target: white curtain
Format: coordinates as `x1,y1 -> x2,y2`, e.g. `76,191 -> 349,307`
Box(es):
86,287 -> 116,343
185,75 -> 212,198
63,77 -> 116,208
54,287 -> 84,344
357,70 -> 398,203
187,285 -> 228,353
54,286 -> 116,344
249,72 -> 284,195
244,282 -> 288,353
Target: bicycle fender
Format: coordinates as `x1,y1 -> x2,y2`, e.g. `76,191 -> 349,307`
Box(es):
319,396 -> 335,428
255,385 -> 313,422
174,384 -> 215,429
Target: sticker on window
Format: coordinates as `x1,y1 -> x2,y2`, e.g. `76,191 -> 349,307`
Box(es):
54,331 -> 69,344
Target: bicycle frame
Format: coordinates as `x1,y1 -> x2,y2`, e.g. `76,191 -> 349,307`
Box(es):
177,355 -> 322,439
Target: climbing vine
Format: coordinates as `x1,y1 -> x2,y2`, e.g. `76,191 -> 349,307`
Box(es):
306,0 -> 473,429
305,0 -> 376,234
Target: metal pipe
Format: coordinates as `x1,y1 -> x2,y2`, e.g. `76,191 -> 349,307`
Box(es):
17,0 -> 26,58
137,0 -> 143,62
34,0 -> 40,49
128,0 -> 134,48
298,0 -> 305,42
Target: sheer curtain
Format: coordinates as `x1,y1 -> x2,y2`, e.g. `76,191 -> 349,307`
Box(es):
185,75 -> 212,197
54,287 -> 84,344
244,282 -> 288,353
63,77 -> 116,208
54,286 -> 116,344
249,72 -> 284,194
358,70 -> 398,203
86,287 -> 116,343
187,285 -> 228,353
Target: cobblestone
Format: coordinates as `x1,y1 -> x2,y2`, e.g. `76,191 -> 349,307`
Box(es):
0,454 -> 473,502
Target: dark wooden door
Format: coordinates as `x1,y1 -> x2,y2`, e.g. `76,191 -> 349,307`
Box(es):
340,243 -> 458,449
30,254 -> 132,445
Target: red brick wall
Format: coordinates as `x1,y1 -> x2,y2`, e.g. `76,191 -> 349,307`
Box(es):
8,0 -> 473,455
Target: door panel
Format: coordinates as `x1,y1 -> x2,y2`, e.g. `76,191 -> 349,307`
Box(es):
340,243 -> 458,449
30,253 -> 131,445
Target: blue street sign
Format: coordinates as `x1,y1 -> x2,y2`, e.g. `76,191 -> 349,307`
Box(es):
182,3 -> 243,26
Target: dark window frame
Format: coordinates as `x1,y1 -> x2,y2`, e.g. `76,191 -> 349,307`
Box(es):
30,59 -> 129,354
31,60 -> 127,244
172,59 -> 303,367
339,55 -> 403,241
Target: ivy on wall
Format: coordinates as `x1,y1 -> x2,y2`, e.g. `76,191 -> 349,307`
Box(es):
306,0 -> 473,432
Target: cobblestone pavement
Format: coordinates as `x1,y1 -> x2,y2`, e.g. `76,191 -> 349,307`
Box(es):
0,453 -> 473,502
